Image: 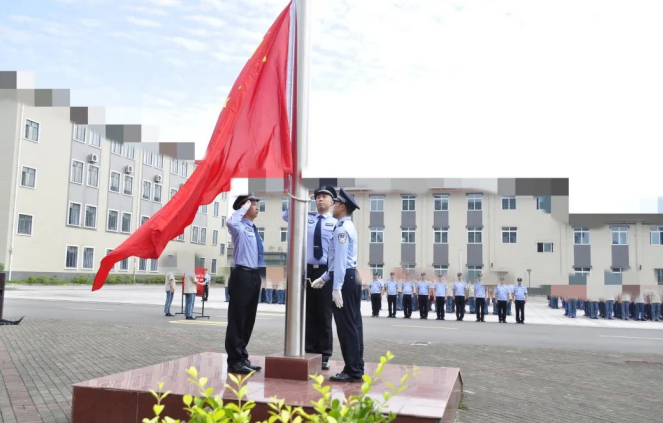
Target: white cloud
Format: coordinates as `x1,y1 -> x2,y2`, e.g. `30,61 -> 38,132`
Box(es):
185,15 -> 226,28
147,0 -> 181,7
166,56 -> 187,67
167,36 -> 207,51
123,5 -> 169,17
127,16 -> 163,28
78,18 -> 103,28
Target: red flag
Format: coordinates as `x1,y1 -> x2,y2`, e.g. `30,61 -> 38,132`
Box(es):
92,1 -> 295,291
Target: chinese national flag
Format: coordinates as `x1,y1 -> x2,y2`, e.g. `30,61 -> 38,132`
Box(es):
92,1 -> 295,290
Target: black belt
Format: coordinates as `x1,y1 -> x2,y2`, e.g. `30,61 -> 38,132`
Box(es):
234,265 -> 260,274
307,264 -> 328,270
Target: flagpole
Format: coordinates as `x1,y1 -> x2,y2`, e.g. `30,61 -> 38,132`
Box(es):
284,0 -> 311,357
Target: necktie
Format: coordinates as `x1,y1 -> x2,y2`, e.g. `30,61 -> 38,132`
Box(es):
253,225 -> 264,258
313,215 -> 323,260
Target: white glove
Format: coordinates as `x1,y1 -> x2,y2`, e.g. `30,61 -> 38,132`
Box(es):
310,278 -> 325,289
332,289 -> 343,308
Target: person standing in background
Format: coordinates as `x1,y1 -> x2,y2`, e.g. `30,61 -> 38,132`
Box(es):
164,270 -> 175,317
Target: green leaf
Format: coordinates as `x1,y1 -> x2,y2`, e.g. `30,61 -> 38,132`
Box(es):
183,394 -> 193,406
188,367 -> 198,379
153,404 -> 165,416
199,377 -> 209,387
362,375 -> 372,384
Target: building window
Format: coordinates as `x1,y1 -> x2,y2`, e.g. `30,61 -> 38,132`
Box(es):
574,267 -> 590,276
214,202 -> 220,217
171,159 -> 179,174
434,228 -> 448,244
85,206 -> 97,228
71,160 -> 84,184
220,243 -> 226,255
143,151 -> 152,166
199,257 -> 206,269
139,258 -> 147,271
401,195 -> 415,211
123,175 -> 133,196
177,232 -> 185,241
221,216 -> 226,227
467,265 -> 482,282
119,258 -> 129,271
281,196 -> 288,212
502,227 -> 517,244
655,269 -> 663,284
180,161 -> 188,177
537,242 -> 554,252
370,195 -> 385,212
280,227 -> 287,243
106,249 -> 115,271
221,192 -> 228,200
141,216 -> 149,226
17,214 -> 33,235
434,265 -> 448,277
73,124 -> 86,142
121,212 -> 132,233
309,201 -> 317,213
611,227 -> 628,245
402,265 -> 416,275
68,202 -> 82,226
86,164 -> 99,188
257,227 -> 265,240
370,228 -> 384,243
258,200 -> 266,212
200,204 -> 207,214
65,246 -> 79,269
125,145 -> 135,159
111,140 -> 122,155
467,194 -> 482,211
212,230 -> 218,246
434,194 -> 449,211
24,119 -> 39,142
370,264 -> 384,278
107,210 -> 119,232
170,188 -> 177,201
611,267 -> 626,274
574,227 -> 590,245
89,131 -> 101,148
650,227 -> 663,245
155,154 -> 163,169
142,181 -> 152,200
153,184 -> 162,203
211,259 -> 218,274
150,259 -> 158,272
502,196 -> 516,210
191,226 -> 199,243
21,166 -> 36,188
401,228 -> 415,243
200,228 -> 207,244
109,171 -> 121,193
82,247 -> 94,269
468,228 -> 482,244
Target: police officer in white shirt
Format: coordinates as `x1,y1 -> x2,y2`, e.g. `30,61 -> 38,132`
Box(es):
369,273 -> 384,317
385,272 -> 399,318
453,273 -> 467,321
513,278 -> 528,324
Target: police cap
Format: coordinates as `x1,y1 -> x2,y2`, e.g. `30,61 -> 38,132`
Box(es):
334,188 -> 360,212
233,193 -> 260,210
314,185 -> 337,199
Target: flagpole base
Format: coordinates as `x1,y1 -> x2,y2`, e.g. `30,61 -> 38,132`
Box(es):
264,353 -> 322,381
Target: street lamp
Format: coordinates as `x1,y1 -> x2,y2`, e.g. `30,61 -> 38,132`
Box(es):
527,269 -> 531,288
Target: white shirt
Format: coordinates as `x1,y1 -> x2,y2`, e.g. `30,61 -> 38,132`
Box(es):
165,271 -> 175,292
183,273 -> 198,294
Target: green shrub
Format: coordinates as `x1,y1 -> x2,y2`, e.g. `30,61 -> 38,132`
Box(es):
144,352 -> 416,423
213,276 -> 225,285
0,263 -> 5,272
26,275 -> 60,285
72,275 -> 92,285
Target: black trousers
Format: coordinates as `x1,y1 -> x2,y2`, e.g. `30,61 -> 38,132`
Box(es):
305,265 -> 333,362
418,295 -> 429,318
436,297 -> 445,319
515,300 -> 525,323
387,295 -> 397,316
330,269 -> 364,378
476,298 -> 486,321
455,296 -> 466,320
203,284 -> 209,301
225,267 -> 261,366
371,293 -> 381,316
498,300 -> 507,322
403,295 -> 412,317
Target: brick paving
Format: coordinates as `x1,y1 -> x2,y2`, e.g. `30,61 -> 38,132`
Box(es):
0,318 -> 662,423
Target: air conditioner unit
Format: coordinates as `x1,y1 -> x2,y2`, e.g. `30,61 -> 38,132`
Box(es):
124,165 -> 133,174
154,174 -> 162,183
87,153 -> 98,163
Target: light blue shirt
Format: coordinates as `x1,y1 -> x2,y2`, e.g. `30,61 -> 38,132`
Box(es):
282,209 -> 337,265
434,281 -> 447,297
495,285 -> 509,301
417,280 -> 430,296
474,281 -> 486,298
453,280 -> 467,296
227,205 -> 265,269
321,217 -> 357,290
204,273 -> 211,285
370,280 -> 383,294
402,281 -> 414,295
514,284 -> 528,301
386,280 -> 398,295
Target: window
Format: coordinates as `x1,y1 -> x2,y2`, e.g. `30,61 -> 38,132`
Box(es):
155,154 -> 163,169
611,226 -> 628,245
611,267 -> 626,274
20,166 -> 36,188
434,194 -> 449,211
370,228 -> 384,243
370,195 -> 385,212
171,158 -> 179,174
24,119 -> 39,142
65,246 -> 79,269
536,197 -> 545,210
121,212 -> 132,233
82,247 -> 94,269
214,202 -> 220,217
170,188 -> 177,201
281,196 -> 288,212
434,228 -> 448,244
574,267 -> 590,276
142,181 -> 152,200
257,227 -> 265,240
537,242 -> 554,252
468,228 -> 482,244
403,265 -> 415,275
86,164 -> 99,188
125,145 -> 135,159
139,258 -> 147,271
401,195 -> 415,211
73,124 -> 86,142
309,201 -> 317,213
221,192 -> 228,200
154,184 -> 162,203
106,249 -> 116,271
280,227 -> 287,243
370,264 -> 384,278
467,194 -> 482,211
141,216 -> 149,226
211,259 -> 218,274
434,265 -> 448,277
574,227 -> 590,245
89,131 -> 101,148
180,161 -> 188,177
467,265 -> 482,282
221,216 -> 226,227
220,243 -> 226,255
502,227 -> 517,244
107,210 -> 119,231
119,258 -> 129,271
199,257 -> 206,269
200,204 -> 207,214
143,151 -> 152,166
656,269 -> 663,284
109,171 -> 120,192
68,202 -> 82,226
650,227 -> 663,245
71,160 -> 84,184
200,228 -> 207,244
17,214 -> 33,235
212,230 -> 218,245
176,232 -> 185,241
85,206 -> 97,228
502,196 -> 516,210
401,228 -> 415,243
150,259 -> 158,272
111,140 -> 122,155
191,226 -> 199,243
258,200 -> 266,212
123,175 -> 133,196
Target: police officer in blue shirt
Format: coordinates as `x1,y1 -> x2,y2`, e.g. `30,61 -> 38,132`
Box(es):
401,277 -> 414,318
225,194 -> 265,374
285,185 -> 337,370
369,273 -> 384,317
417,273 -> 431,319
385,272 -> 399,318
453,273 -> 467,321
495,280 -> 510,323
318,188 -> 363,382
474,273 -> 487,322
434,276 -> 447,320
514,278 -> 528,324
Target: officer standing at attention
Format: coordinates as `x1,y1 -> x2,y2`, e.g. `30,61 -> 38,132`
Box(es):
453,273 -> 467,321
225,194 -> 265,374
495,279 -> 509,323
313,188 -> 363,382
402,277 -> 414,319
474,273 -> 487,322
514,277 -> 528,324
385,272 -> 399,318
434,275 -> 447,320
283,185 -> 337,370
417,273 -> 431,319
369,273 -> 384,317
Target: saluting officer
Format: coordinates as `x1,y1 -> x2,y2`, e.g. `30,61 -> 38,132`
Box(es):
434,275 -> 447,320
514,277 -> 528,324
495,279 -> 509,323
315,188 -> 364,382
474,273 -> 487,322
417,273 -> 431,319
453,273 -> 467,321
369,273 -> 384,317
385,272 -> 399,318
283,185 -> 337,370
225,194 -> 265,374
402,277 -> 414,318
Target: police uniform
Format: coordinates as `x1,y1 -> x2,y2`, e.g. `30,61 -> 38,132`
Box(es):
495,283 -> 510,323
434,278 -> 447,320
402,279 -> 414,318
323,188 -> 364,382
514,279 -> 528,323
474,275 -> 487,322
283,185 -> 338,368
369,276 -> 384,317
417,274 -> 431,319
385,273 -> 399,317
225,194 -> 265,374
453,275 -> 467,321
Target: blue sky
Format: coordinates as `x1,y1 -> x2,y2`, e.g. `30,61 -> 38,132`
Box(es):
2,0 -> 663,213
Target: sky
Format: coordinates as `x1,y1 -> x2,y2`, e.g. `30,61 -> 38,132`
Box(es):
1,0 -> 663,213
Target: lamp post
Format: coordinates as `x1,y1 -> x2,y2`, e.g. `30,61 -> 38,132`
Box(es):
527,269 -> 531,288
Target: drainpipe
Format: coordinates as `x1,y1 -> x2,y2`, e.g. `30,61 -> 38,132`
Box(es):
8,104 -> 25,281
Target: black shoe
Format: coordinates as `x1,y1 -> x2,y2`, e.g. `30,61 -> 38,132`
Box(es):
242,359 -> 261,371
329,372 -> 362,382
322,361 -> 331,371
228,363 -> 253,374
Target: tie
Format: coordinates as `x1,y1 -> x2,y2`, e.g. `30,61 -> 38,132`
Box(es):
253,225 -> 264,258
313,215 -> 323,260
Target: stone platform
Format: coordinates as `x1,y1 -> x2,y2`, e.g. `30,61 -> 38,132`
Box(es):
71,352 -> 462,423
